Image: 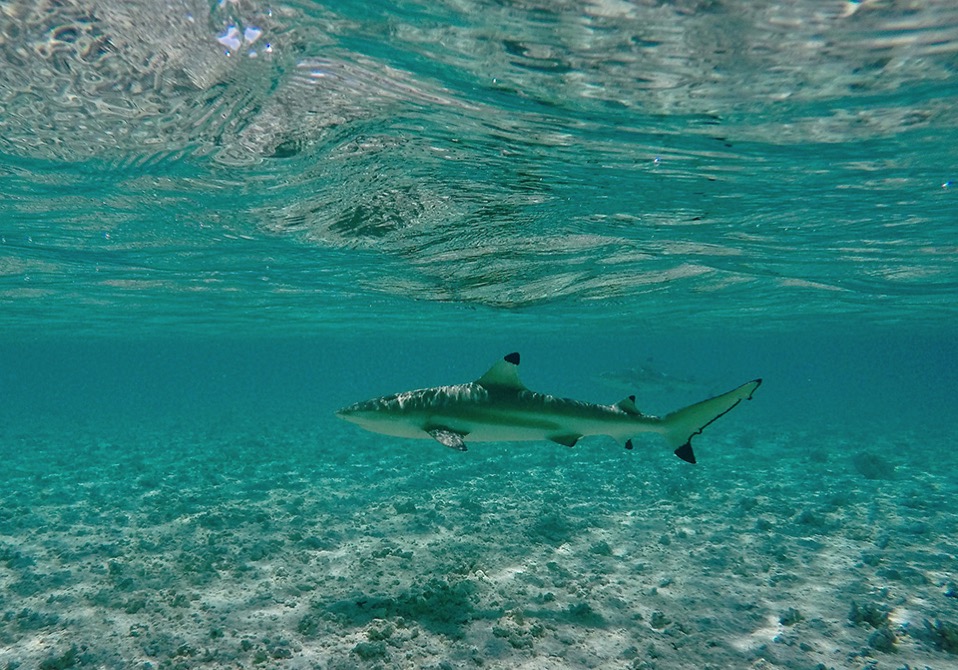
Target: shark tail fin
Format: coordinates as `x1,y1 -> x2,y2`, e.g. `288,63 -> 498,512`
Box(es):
660,379 -> 762,464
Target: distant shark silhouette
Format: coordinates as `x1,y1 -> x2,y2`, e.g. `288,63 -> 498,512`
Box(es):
597,363 -> 717,395
336,353 -> 761,463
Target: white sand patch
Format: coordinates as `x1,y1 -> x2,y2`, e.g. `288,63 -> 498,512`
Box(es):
730,614 -> 783,652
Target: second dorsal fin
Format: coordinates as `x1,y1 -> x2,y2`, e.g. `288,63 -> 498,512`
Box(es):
476,352 -> 526,390
616,395 -> 642,416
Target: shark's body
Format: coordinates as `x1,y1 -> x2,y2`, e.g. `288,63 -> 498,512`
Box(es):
336,352 -> 761,463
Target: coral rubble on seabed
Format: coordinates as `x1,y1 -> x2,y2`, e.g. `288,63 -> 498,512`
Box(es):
0,418 -> 956,669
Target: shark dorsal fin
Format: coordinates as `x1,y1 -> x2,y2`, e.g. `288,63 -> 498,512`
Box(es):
477,352 -> 526,390
616,395 -> 642,416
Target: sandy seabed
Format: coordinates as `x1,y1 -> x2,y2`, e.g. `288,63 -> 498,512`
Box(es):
1,415 -> 956,670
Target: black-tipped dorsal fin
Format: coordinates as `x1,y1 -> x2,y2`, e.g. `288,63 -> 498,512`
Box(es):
615,395 -> 642,416
477,352 -> 526,390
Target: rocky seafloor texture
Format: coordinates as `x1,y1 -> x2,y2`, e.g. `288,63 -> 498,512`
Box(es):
1,414 -> 956,669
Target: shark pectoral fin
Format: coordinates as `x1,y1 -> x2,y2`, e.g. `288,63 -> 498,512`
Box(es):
548,434 -> 581,448
426,427 -> 468,451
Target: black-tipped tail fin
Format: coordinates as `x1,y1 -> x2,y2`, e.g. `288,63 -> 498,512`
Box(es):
661,379 -> 761,463
673,442 -> 696,464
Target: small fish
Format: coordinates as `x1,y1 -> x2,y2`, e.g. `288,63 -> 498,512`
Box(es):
337,353 -> 761,463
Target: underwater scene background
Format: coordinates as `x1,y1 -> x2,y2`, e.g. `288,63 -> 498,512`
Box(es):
2,0 -> 957,668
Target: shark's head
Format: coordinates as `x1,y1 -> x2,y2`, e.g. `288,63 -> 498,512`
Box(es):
335,396 -> 422,438
335,400 -> 382,427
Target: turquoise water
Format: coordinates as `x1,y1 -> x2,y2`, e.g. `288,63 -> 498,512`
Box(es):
2,1 -> 958,668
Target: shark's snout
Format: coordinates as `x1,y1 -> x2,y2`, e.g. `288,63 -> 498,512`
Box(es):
335,401 -> 379,426
335,397 -> 420,439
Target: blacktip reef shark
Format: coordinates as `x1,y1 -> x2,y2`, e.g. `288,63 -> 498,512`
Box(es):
336,353 -> 761,463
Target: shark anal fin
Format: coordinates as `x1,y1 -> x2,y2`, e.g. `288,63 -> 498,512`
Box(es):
548,434 -> 580,448
426,427 -> 468,451
674,442 -> 696,464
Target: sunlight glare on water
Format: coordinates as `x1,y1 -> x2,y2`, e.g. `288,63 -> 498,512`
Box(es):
0,0 -> 956,335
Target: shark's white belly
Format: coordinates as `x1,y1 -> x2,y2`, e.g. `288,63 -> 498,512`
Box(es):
420,407 -> 647,443
447,421 -> 564,442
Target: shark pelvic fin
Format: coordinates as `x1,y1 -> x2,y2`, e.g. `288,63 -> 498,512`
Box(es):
476,352 -> 526,390
548,434 -> 581,448
426,427 -> 468,451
